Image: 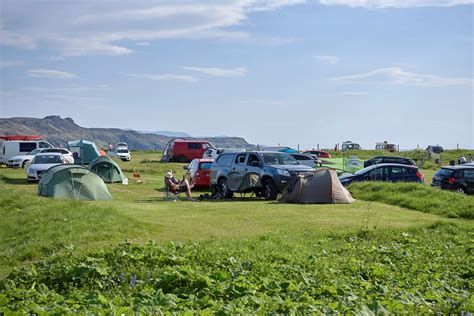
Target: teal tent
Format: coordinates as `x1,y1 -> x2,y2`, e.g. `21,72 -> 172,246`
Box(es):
68,140 -> 101,165
89,156 -> 125,183
38,164 -> 112,200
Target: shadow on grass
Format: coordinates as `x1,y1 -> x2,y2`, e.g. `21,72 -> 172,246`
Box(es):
0,176 -> 31,185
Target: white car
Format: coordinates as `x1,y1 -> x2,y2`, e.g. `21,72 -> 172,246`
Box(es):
8,148 -> 74,168
202,148 -> 246,159
116,148 -> 131,161
26,153 -> 68,182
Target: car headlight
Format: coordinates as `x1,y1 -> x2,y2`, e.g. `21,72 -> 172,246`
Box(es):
276,169 -> 291,177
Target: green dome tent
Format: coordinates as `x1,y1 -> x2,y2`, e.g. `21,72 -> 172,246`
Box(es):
89,156 -> 125,183
38,165 -> 112,200
67,139 -> 102,165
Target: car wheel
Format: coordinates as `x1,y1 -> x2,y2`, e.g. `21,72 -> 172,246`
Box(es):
22,160 -> 29,168
177,155 -> 187,163
455,187 -> 466,194
217,178 -> 233,199
262,178 -> 278,200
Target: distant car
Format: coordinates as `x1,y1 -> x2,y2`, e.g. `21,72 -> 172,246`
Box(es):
26,153 -> 68,182
303,150 -> 331,158
162,139 -> 215,163
426,145 -> 444,155
339,163 -> 424,186
375,141 -> 397,152
116,148 -> 131,161
290,153 -> 322,167
7,147 -> 74,168
116,142 -> 128,149
185,158 -> 214,188
364,156 -> 416,168
431,165 -> 474,194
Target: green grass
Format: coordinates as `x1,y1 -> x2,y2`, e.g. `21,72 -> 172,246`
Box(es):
0,150 -> 473,313
1,222 -> 472,313
349,182 -> 474,219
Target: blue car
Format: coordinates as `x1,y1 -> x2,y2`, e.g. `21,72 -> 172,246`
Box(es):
339,163 -> 424,186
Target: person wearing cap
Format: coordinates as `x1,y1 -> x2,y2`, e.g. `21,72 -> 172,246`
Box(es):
164,170 -> 194,201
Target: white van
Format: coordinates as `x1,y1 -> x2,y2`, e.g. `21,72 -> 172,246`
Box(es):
202,147 -> 246,159
0,140 -> 53,164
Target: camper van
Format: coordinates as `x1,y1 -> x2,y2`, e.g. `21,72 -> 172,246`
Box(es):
341,141 -> 361,151
0,140 -> 53,164
375,141 -> 397,152
162,139 -> 215,163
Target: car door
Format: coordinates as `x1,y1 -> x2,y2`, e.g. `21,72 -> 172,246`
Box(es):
292,154 -> 313,167
367,166 -> 390,181
389,166 -> 407,182
227,153 -> 247,191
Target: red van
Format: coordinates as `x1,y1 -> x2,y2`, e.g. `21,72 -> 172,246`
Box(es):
165,139 -> 215,163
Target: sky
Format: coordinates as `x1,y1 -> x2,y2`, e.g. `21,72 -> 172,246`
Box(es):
0,0 -> 473,150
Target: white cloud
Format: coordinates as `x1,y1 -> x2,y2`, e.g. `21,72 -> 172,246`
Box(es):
26,69 -> 78,79
135,42 -> 150,46
314,55 -> 339,64
319,0 -> 474,9
125,73 -> 199,83
0,60 -> 24,68
331,67 -> 473,87
182,66 -> 247,77
0,1 -> 305,57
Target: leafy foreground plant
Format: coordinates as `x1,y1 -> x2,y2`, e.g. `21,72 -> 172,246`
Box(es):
349,182 -> 474,219
1,222 -> 472,314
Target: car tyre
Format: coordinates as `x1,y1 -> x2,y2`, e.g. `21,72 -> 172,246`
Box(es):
262,178 -> 278,200
455,187 -> 466,194
177,155 -> 187,163
217,178 -> 233,199
22,160 -> 29,168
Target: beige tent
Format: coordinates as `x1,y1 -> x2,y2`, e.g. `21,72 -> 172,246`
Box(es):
279,168 -> 355,204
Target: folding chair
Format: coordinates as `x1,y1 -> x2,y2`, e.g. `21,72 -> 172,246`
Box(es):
133,171 -> 143,184
163,177 -> 181,201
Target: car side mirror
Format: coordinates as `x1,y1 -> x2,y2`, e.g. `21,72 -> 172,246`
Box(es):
250,161 -> 260,167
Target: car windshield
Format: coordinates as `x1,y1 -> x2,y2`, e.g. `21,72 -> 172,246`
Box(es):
27,149 -> 42,155
354,166 -> 373,175
117,149 -> 128,153
200,162 -> 213,169
32,155 -> 62,164
262,153 -> 299,165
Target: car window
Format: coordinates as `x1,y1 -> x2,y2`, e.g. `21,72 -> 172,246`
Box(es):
200,162 -> 213,170
235,153 -> 247,164
464,170 -> 474,179
435,169 -> 454,177
247,154 -> 260,166
33,155 -> 62,164
117,149 -> 128,153
262,153 -> 299,165
368,166 -> 389,178
216,154 -> 233,166
293,154 -> 311,160
60,149 -> 69,154
391,166 -> 408,174
19,142 -> 37,152
188,143 -> 202,149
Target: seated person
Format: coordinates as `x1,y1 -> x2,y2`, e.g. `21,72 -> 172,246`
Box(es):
164,170 -> 194,201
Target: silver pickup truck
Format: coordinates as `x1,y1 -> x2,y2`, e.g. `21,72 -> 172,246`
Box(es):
210,151 -> 314,200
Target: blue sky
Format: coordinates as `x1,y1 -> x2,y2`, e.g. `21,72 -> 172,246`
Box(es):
1,0 -> 473,149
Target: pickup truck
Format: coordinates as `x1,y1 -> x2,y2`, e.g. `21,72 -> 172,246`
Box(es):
210,151 -> 314,200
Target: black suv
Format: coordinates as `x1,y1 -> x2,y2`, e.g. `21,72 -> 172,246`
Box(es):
431,166 -> 474,194
364,156 -> 416,168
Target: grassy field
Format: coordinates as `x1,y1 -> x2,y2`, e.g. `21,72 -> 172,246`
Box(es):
0,150 -> 472,313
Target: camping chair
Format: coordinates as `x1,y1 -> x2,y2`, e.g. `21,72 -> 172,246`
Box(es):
163,177 -> 181,201
133,171 -> 143,184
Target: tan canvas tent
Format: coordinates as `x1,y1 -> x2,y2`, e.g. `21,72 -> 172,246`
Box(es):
279,168 -> 355,204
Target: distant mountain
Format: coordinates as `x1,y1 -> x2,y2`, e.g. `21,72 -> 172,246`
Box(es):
139,130 -> 192,138
0,116 -> 255,150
